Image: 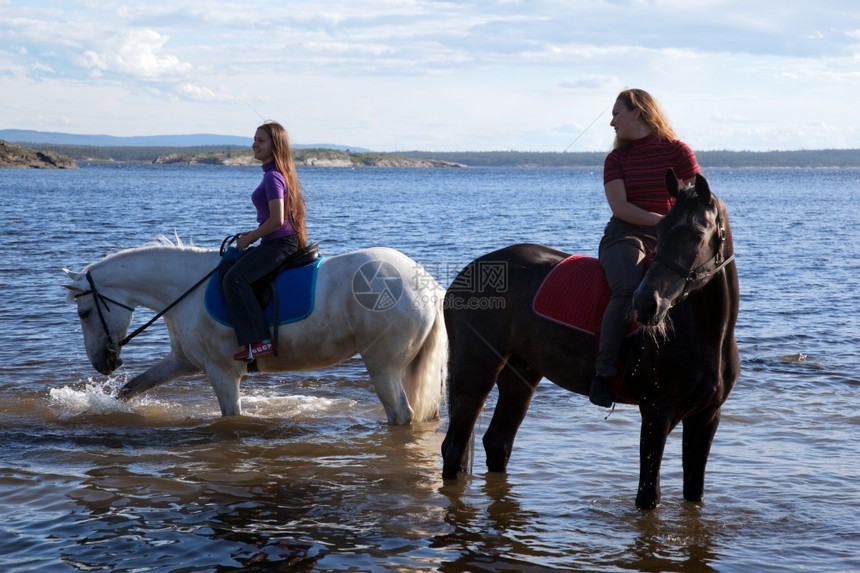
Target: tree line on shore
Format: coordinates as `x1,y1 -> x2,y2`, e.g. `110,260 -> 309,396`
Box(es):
404,149 -> 860,168
14,142 -> 860,168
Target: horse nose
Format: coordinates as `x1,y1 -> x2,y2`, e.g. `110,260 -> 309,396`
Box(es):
95,353 -> 123,375
108,352 -> 123,371
633,287 -> 658,324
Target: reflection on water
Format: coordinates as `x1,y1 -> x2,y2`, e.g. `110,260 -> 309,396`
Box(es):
6,393 -> 453,571
437,474 -> 544,571
437,469 -> 728,572
624,507 -> 720,573
6,376 -> 751,572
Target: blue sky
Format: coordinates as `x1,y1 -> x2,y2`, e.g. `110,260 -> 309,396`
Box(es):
2,1 -> 858,151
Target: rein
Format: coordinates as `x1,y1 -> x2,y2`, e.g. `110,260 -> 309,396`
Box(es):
74,237 -> 241,350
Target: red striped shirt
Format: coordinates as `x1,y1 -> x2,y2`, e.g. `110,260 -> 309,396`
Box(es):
603,135 -> 700,215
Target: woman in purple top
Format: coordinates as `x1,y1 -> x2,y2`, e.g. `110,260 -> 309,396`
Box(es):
224,121 -> 308,361
589,89 -> 700,407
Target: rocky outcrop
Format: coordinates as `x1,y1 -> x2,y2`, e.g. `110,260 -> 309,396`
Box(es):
0,140 -> 78,169
297,156 -> 354,167
152,149 -> 466,168
358,156 -> 465,168
293,150 -> 466,168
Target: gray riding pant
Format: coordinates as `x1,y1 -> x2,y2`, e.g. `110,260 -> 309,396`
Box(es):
595,218 -> 657,377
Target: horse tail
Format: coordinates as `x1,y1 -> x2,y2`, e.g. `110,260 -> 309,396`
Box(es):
402,298 -> 448,422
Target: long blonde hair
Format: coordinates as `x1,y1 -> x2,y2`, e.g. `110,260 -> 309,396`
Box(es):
258,121 -> 307,247
613,89 -> 677,149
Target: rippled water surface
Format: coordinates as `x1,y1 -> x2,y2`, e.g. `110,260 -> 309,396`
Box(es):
1,164 -> 858,571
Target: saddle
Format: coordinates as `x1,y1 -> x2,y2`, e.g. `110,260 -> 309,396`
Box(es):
205,242 -> 322,333
218,242 -> 321,307
532,254 -> 640,337
532,254 -> 649,405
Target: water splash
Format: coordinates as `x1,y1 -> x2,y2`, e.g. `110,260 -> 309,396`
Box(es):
46,376 -> 362,424
242,393 -> 360,421
48,377 -> 133,419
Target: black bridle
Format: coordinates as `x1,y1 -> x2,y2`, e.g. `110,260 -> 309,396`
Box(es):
73,236 -> 237,352
74,272 -> 136,358
75,267 -> 217,350
651,211 -> 735,297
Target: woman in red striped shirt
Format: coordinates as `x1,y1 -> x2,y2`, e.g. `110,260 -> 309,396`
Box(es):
590,89 -> 701,407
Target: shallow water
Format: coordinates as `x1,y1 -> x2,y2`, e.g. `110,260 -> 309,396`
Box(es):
1,164 -> 858,571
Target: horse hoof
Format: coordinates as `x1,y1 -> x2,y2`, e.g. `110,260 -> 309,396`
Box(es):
635,493 -> 660,510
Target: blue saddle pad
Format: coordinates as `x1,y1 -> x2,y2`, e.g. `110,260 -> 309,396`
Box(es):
204,252 -> 323,327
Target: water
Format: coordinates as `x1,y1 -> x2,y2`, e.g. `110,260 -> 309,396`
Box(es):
1,164 -> 858,572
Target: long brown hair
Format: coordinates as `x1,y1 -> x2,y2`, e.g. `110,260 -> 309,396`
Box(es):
258,120 -> 308,247
613,89 -> 677,149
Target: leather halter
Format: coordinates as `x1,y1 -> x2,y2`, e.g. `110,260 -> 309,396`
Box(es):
76,267 -> 216,350
651,210 -> 735,297
74,271 -> 135,357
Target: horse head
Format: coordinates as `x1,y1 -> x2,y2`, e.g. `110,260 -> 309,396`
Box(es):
62,268 -> 134,375
633,169 -> 734,329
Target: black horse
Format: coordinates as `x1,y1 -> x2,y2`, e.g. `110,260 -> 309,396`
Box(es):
441,170 -> 739,509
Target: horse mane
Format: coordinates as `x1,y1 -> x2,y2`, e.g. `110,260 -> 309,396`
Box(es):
114,234 -> 212,255
151,234 -> 190,248
84,235 -> 215,273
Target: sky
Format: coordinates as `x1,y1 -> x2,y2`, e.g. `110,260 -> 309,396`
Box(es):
1,1 -> 859,152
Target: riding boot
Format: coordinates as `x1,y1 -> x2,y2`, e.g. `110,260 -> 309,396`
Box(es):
589,374 -> 615,407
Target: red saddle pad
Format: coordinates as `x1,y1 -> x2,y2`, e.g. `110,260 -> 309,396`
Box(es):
532,254 -> 638,337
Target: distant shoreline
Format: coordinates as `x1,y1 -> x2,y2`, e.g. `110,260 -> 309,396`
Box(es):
2,138 -> 860,169
74,147 -> 860,169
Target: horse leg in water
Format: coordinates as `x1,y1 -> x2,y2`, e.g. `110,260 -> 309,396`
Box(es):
358,318 -> 427,424
364,363 -> 414,425
483,354 -> 542,473
205,364 -> 244,416
441,326 -> 509,478
118,351 -> 201,401
636,409 -> 675,509
682,408 -> 722,503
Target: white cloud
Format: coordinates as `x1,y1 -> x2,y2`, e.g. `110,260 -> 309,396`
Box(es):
80,30 -> 192,79
1,0 -> 860,150
176,83 -> 239,102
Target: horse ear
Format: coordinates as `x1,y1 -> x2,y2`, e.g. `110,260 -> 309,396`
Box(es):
665,169 -> 682,198
694,173 -> 712,204
62,269 -> 86,302
62,282 -> 84,303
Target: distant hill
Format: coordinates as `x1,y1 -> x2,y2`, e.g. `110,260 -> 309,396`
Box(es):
3,130 -> 860,168
0,129 -> 368,151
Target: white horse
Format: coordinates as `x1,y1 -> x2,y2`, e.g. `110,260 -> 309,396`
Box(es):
62,240 -> 447,424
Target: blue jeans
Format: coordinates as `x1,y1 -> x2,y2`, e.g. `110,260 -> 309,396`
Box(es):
223,235 -> 300,346
595,219 -> 657,377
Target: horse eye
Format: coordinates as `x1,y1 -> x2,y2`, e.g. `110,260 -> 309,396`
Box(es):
78,310 -> 90,320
